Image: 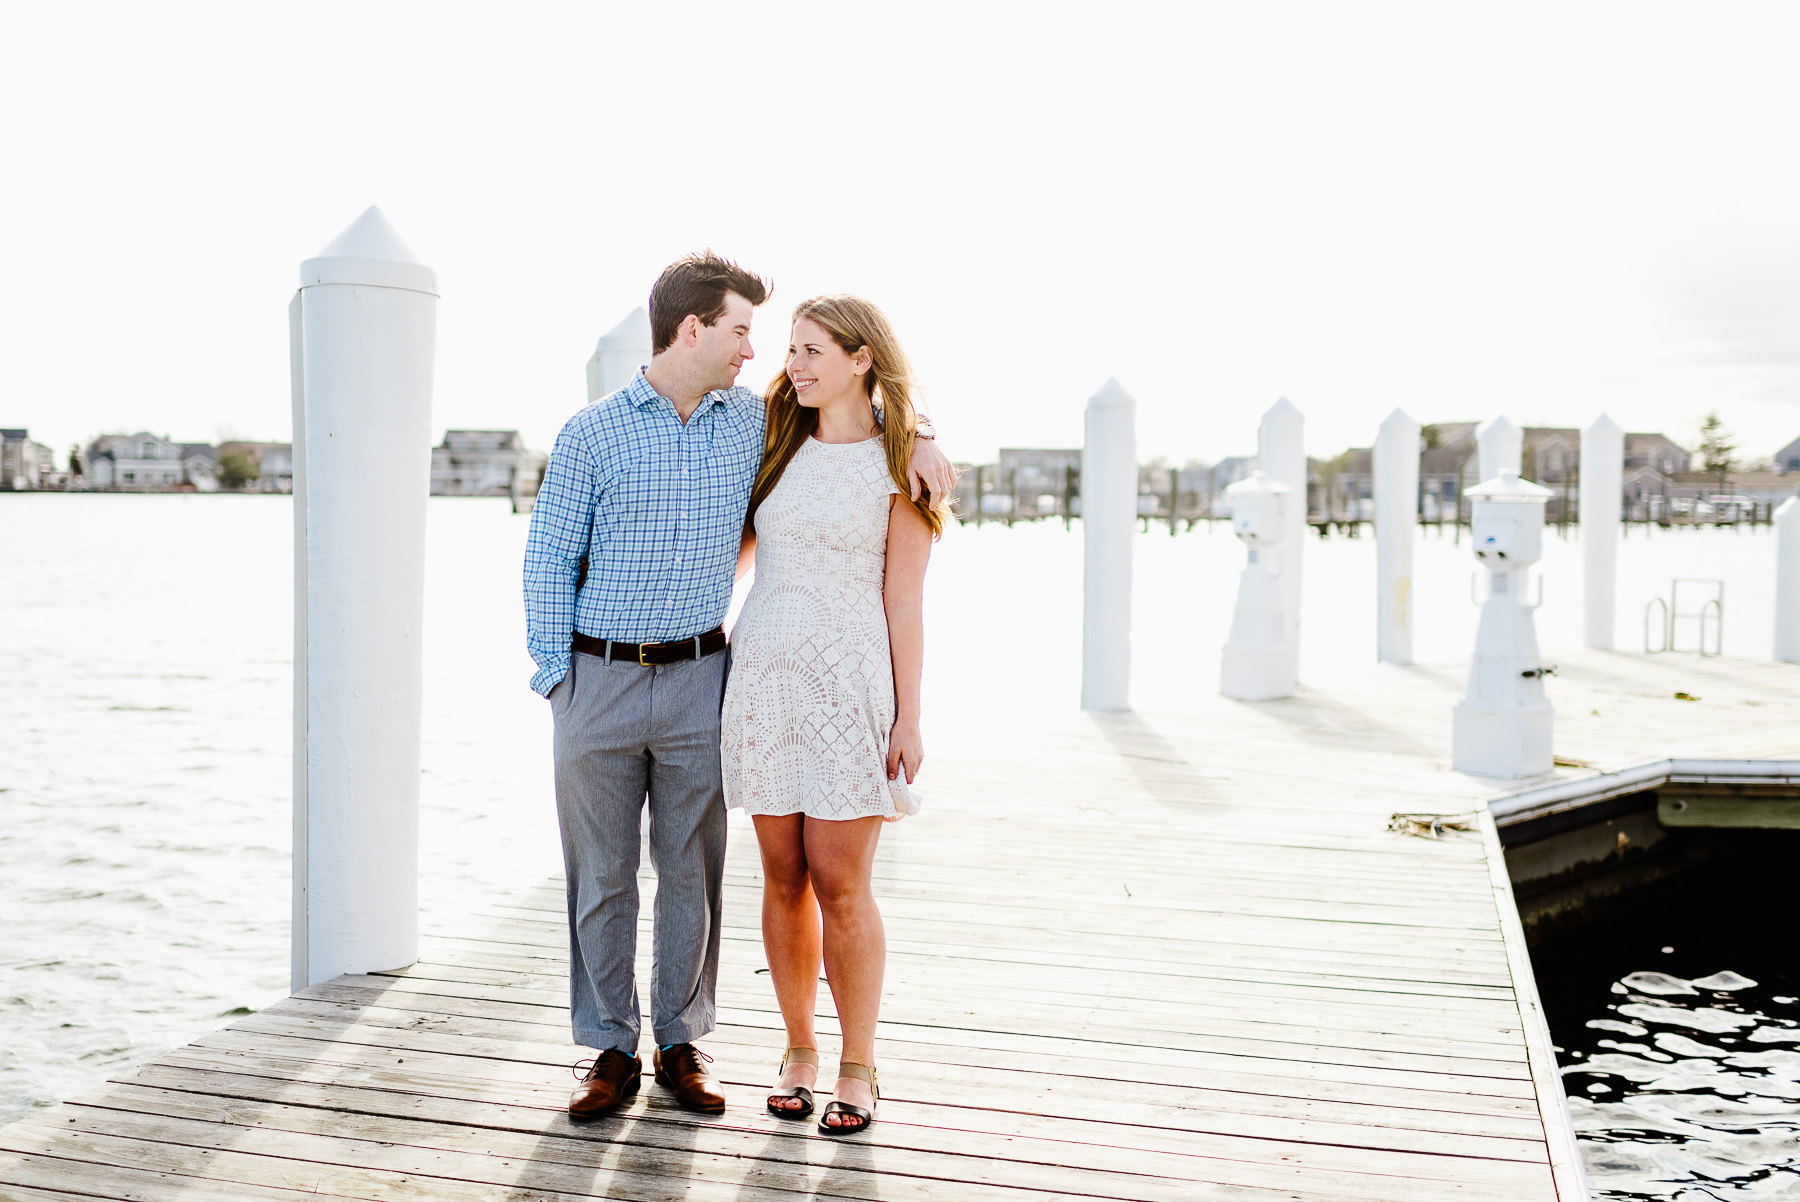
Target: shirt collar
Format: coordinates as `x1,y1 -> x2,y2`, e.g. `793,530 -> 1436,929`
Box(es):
626,368 -> 663,411
627,367 -> 749,413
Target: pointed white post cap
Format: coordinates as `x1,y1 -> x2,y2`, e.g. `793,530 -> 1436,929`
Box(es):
1585,412 -> 1624,438
1776,496 -> 1800,524
1477,414 -> 1520,439
1224,468 -> 1292,499
1468,470 -> 1553,502
596,307 -> 651,354
301,206 -> 438,295
1265,395 -> 1304,421
1088,377 -> 1134,407
1379,407 -> 1418,433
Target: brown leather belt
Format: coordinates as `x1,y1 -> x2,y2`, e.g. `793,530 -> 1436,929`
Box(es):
572,627 -> 727,666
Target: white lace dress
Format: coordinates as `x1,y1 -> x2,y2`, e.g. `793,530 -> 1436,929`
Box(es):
722,436 -> 918,821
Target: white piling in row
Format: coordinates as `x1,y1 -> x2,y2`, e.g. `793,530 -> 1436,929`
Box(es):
1261,398 -> 1307,660
1081,378 -> 1136,712
290,207 -> 437,990
1778,498 -> 1800,664
1373,409 -> 1419,665
587,307 -> 651,402
1476,415 -> 1521,483
1580,414 -> 1624,650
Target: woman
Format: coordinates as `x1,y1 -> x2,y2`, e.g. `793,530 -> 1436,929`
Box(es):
720,294 -> 946,1135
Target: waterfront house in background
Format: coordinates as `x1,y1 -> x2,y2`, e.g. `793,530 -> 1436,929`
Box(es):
1625,432 -> 1690,476
1,428 -> 56,490
214,442 -> 294,492
179,444 -> 219,492
1775,434 -> 1800,475
947,447 -> 1080,519
83,435 -> 285,493
87,433 -> 192,490
1419,422 -> 1479,522
1521,426 -> 1579,485
429,430 -> 547,497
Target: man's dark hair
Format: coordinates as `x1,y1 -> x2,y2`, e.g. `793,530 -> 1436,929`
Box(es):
648,251 -> 771,353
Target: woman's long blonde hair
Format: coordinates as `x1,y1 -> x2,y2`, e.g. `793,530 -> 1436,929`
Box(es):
748,294 -> 950,537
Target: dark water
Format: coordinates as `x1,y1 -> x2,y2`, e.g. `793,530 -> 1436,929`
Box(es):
1532,838 -> 1800,1200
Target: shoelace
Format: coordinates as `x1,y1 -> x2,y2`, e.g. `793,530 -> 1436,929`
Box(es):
572,1048 -> 634,1082
662,1046 -> 713,1076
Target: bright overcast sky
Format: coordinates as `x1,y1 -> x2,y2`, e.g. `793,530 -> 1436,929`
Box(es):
4,2 -> 1798,468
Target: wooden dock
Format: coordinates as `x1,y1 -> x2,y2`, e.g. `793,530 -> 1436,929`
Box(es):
5,648 -> 1799,1201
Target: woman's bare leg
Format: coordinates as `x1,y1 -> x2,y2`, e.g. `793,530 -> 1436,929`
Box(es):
751,813 -> 821,1109
805,815 -> 886,1123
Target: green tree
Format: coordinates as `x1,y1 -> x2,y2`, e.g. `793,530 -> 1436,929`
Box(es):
1697,410 -> 1736,490
219,450 -> 260,490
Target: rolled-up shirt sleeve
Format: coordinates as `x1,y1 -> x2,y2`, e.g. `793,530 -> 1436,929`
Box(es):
523,422 -> 596,696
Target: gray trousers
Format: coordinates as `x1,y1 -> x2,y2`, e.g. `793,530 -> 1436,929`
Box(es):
550,648 -> 729,1052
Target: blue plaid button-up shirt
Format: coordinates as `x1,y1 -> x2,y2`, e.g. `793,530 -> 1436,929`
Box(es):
523,368 -> 765,696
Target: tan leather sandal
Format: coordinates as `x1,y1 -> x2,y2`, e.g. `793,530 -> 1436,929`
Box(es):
817,1061 -> 878,1135
766,1046 -> 818,1118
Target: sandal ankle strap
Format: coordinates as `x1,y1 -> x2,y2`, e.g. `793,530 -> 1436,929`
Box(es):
836,1061 -> 877,1088
779,1047 -> 819,1071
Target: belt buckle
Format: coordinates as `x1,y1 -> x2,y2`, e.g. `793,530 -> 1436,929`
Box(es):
637,642 -> 654,666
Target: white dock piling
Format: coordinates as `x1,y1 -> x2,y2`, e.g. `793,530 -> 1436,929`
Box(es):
587,307 -> 652,402
1476,415 -> 1522,484
1374,409 -> 1420,665
1580,414 -> 1624,650
290,207 -> 438,990
1777,498 -> 1800,664
1082,378 -> 1136,712
1260,397 -> 1306,663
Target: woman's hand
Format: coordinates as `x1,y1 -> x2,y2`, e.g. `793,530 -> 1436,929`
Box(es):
886,719 -> 924,784
905,437 -> 955,502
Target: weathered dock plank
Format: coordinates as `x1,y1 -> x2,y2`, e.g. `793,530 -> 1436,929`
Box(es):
6,649 -> 1798,1200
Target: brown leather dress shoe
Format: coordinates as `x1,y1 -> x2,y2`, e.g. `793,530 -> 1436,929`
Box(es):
653,1043 -> 726,1113
568,1049 -> 641,1118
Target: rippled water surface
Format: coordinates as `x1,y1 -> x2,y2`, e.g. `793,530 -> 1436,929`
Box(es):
1534,842 -> 1800,1200
0,494 -> 563,1123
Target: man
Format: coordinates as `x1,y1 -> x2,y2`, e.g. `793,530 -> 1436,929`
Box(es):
523,252 -> 954,1117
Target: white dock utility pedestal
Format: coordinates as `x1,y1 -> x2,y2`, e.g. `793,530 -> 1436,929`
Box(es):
1220,471 -> 1296,700
1453,471 -> 1555,778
